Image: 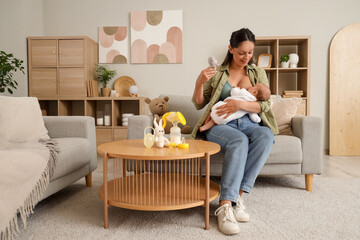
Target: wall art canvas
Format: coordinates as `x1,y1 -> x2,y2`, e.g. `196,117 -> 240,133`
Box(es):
131,10 -> 183,64
99,26 -> 128,64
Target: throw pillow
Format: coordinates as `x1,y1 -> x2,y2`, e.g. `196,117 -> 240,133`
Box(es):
0,96 -> 50,143
271,97 -> 302,135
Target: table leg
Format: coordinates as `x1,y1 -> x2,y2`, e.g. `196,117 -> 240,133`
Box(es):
205,152 -> 210,230
103,153 -> 109,229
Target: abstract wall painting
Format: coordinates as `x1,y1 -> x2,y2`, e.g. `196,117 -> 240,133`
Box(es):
99,26 -> 128,64
131,10 -> 183,64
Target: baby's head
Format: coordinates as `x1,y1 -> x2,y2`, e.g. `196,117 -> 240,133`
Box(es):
248,83 -> 271,101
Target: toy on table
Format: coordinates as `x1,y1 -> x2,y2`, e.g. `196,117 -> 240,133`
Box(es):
153,117 -> 170,148
145,96 -> 169,130
208,56 -> 219,68
162,112 -> 189,148
143,126 -> 155,148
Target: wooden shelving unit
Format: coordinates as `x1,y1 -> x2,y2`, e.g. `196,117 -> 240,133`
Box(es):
255,36 -> 311,115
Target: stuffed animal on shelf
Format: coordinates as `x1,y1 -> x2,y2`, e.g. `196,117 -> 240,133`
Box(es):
144,96 -> 192,134
153,117 -> 170,148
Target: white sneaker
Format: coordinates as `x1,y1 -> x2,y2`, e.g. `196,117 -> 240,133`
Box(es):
214,203 -> 240,235
234,195 -> 250,222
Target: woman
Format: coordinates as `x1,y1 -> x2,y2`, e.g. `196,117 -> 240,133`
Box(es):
191,28 -> 278,235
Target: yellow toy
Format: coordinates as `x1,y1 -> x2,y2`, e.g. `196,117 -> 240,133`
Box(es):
162,112 -> 187,146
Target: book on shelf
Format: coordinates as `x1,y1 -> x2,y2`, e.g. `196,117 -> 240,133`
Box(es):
86,80 -> 99,97
283,90 -> 303,94
91,80 -> 99,97
87,80 -> 91,97
282,95 -> 303,98
282,90 -> 303,98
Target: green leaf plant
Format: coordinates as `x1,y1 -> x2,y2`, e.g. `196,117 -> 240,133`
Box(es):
96,65 -> 117,88
0,51 -> 25,94
280,54 -> 290,63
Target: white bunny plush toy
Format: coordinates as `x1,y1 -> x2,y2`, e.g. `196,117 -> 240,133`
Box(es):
153,117 -> 170,148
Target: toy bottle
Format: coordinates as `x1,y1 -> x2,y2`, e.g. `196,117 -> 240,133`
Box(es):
143,126 -> 155,148
170,124 -> 181,145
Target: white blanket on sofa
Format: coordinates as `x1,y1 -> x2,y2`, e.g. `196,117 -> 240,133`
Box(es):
0,96 -> 59,240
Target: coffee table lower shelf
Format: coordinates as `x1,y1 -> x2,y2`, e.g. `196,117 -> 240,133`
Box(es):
98,173 -> 220,211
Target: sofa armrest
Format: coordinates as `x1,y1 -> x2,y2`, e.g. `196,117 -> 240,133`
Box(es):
44,116 -> 95,139
292,116 -> 323,174
127,115 -> 153,139
43,116 -> 97,171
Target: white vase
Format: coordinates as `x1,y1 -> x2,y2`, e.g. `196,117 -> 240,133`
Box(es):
289,53 -> 299,68
110,90 -> 117,97
280,61 -> 289,68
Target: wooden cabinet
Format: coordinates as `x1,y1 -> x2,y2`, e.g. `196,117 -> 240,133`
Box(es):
31,68 -> 57,96
255,36 -> 311,115
27,36 -> 98,97
37,97 -> 145,146
58,39 -> 84,66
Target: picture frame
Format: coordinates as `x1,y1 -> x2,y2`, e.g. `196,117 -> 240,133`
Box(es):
257,54 -> 272,68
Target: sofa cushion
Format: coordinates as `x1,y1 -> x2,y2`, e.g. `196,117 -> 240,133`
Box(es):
267,135 -> 302,164
0,96 -> 49,143
51,138 -> 91,180
271,97 -> 302,135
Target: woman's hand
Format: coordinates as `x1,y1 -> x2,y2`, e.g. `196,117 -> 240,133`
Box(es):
215,99 -> 242,119
193,67 -> 217,105
196,67 -> 217,86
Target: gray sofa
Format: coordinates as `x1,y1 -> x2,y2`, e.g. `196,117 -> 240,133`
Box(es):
41,116 -> 97,200
128,95 -> 323,191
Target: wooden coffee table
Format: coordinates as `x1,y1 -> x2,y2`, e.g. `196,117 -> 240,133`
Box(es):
97,139 -> 220,230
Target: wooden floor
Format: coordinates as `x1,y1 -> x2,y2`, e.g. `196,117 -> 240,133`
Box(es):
322,155 -> 360,178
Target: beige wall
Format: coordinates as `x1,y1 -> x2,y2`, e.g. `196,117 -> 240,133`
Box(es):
1,0 -> 360,150
0,0 -> 43,96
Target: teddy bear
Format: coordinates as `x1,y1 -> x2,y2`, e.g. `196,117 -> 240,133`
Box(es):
144,96 -> 192,134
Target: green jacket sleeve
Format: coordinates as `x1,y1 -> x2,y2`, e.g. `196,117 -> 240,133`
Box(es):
192,77 -> 214,110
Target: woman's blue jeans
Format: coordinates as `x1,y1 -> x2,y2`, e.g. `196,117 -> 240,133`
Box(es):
204,115 -> 274,204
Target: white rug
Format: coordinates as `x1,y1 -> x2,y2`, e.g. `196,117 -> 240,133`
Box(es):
15,160 -> 360,240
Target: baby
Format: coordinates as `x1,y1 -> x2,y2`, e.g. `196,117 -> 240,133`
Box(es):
200,83 -> 271,132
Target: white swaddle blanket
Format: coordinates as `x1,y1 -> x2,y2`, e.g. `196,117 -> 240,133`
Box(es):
210,88 -> 261,125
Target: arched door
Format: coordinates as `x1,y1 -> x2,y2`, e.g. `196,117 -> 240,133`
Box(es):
329,23 -> 360,155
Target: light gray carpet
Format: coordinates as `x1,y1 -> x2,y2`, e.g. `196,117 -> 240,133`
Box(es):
15,162 -> 360,240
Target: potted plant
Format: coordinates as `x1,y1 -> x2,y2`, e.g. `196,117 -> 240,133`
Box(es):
280,54 -> 290,68
96,65 -> 117,97
0,51 -> 25,94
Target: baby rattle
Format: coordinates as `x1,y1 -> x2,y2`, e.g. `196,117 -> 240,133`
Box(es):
208,56 -> 219,68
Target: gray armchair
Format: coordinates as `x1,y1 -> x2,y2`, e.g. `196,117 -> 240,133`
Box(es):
128,95 -> 323,191
41,116 -> 97,200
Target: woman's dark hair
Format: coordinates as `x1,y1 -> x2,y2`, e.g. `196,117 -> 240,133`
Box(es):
221,28 -> 256,66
